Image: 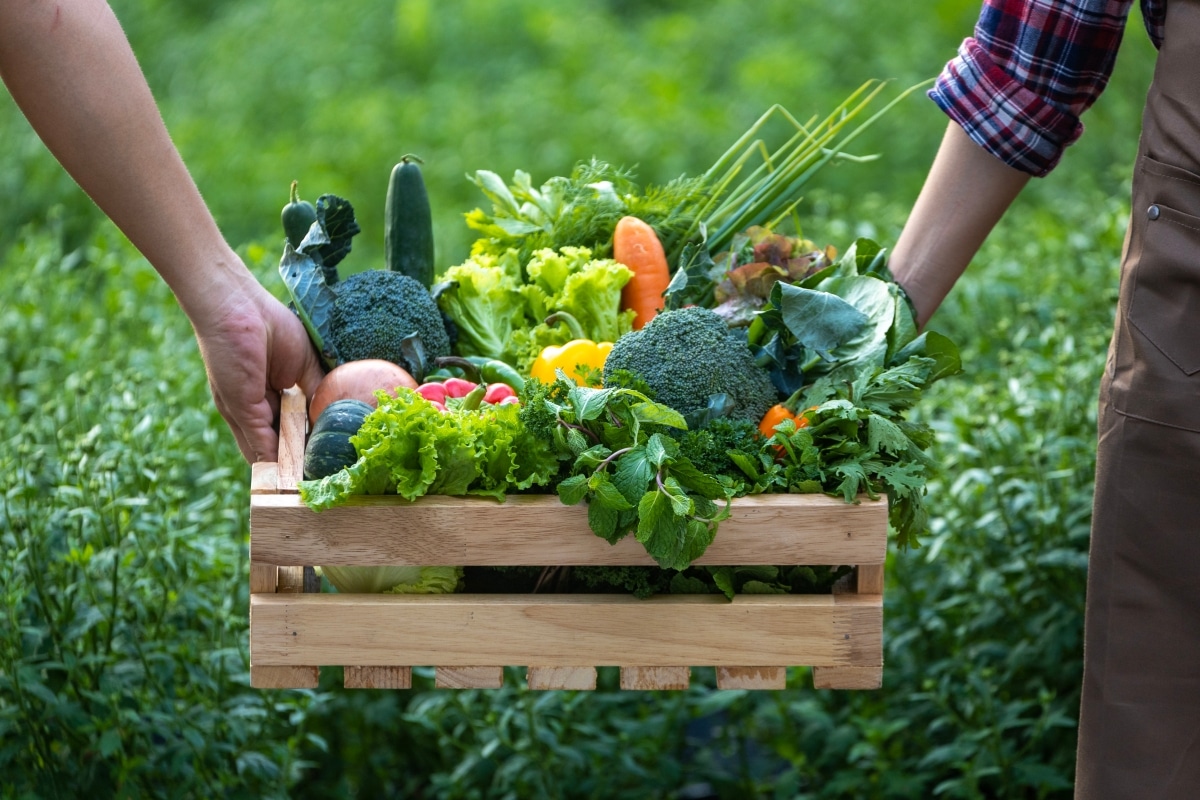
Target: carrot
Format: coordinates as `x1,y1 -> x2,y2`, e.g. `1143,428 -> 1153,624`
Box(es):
613,215 -> 671,330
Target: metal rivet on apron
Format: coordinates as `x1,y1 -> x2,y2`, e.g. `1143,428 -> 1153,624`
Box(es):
1148,204 -> 1161,220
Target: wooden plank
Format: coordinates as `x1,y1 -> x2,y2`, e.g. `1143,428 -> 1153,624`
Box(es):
527,667 -> 597,691
250,461 -> 280,495
621,666 -> 690,690
250,665 -> 320,689
436,666 -> 504,689
250,594 -> 882,668
250,563 -> 278,594
856,563 -> 885,595
250,493 -> 888,567
812,666 -> 883,690
276,385 -> 307,493
716,666 -> 787,690
345,666 -> 412,689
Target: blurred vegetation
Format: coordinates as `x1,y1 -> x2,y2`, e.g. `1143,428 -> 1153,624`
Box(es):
0,0 -> 1159,797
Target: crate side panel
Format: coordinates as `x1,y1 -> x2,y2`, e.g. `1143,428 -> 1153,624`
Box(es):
250,493 -> 887,566
250,594 -> 881,668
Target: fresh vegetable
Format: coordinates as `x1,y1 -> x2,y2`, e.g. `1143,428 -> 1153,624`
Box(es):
298,388 -> 558,509
328,269 -> 450,376
747,238 -> 929,398
601,306 -> 778,425
303,429 -> 361,480
436,246 -> 633,373
531,375 -> 732,570
304,399 -> 374,479
528,312 -> 612,387
308,359 -> 417,424
434,250 -> 528,364
758,403 -> 805,439
277,194 -> 362,368
517,247 -> 634,350
434,355 -> 525,392
309,398 -> 374,438
384,155 -> 435,288
464,159 -> 705,266
483,383 -> 516,405
613,216 -> 671,330
318,565 -> 462,595
281,180 -> 317,249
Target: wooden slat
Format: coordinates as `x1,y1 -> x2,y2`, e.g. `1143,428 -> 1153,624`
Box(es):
250,493 -> 887,567
276,385 -> 307,493
812,665 -> 883,690
250,461 -> 280,495
436,666 -> 504,689
527,667 -> 597,690
856,563 -> 885,595
345,666 -> 412,689
249,665 -> 321,689
716,666 -> 787,690
250,563 -> 278,594
620,666 -> 690,690
250,594 -> 882,668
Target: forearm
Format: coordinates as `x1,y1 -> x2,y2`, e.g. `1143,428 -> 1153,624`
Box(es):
0,0 -> 252,324
890,121 -> 1031,327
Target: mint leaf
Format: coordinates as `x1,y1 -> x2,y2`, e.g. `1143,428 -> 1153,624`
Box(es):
612,447 -> 653,506
568,385 -> 615,421
631,401 -> 687,430
635,490 -> 688,569
556,474 -> 589,505
588,500 -> 624,543
590,472 -> 633,510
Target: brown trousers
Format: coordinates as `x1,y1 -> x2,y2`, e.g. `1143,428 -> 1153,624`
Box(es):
1075,1 -> 1200,796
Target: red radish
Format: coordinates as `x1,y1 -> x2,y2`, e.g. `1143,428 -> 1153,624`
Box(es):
442,377 -> 478,398
498,396 -> 520,406
415,382 -> 448,404
483,383 -> 516,404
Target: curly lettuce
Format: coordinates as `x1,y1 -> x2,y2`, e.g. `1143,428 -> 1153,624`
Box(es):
298,388 -> 558,510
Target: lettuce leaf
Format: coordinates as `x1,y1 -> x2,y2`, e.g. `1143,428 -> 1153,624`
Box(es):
298,388 -> 558,510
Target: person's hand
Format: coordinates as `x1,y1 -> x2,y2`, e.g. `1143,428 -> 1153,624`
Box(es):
190,269 -> 325,463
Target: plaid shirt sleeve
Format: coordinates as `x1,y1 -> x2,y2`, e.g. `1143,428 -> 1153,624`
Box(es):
930,0 -> 1139,176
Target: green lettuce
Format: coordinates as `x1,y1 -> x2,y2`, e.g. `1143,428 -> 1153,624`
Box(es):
434,250 -> 528,364
298,388 -> 558,510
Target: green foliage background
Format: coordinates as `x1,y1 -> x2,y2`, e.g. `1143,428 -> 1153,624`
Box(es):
0,0 -> 1156,797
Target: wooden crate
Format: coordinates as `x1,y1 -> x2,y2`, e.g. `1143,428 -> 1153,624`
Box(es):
248,386 -> 887,691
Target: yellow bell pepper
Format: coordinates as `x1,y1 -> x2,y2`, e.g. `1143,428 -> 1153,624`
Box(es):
528,312 -> 612,386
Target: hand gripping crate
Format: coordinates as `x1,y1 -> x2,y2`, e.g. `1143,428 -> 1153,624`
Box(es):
248,387 -> 886,691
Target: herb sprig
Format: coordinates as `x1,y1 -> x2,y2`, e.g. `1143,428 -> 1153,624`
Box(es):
538,373 -> 734,570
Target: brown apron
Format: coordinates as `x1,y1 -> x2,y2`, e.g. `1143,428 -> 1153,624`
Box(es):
1076,1 -> 1200,796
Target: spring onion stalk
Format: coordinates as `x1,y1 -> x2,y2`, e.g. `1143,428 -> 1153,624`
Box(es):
682,79 -> 931,255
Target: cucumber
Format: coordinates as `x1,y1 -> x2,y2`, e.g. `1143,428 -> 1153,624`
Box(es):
281,180 -> 317,249
384,155 -> 435,288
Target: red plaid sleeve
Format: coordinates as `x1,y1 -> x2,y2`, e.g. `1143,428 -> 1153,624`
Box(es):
930,0 -> 1146,176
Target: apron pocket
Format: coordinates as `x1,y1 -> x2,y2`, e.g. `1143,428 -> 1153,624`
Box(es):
1113,154 -> 1200,431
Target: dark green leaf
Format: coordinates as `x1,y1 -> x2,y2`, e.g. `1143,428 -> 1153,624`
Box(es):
556,474 -> 589,505
774,281 -> 869,354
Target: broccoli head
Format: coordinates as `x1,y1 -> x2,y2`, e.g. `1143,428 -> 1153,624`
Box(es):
602,306 -> 779,423
329,269 -> 451,374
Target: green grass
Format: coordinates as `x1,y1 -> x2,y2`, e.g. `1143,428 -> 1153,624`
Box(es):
0,0 -> 1157,796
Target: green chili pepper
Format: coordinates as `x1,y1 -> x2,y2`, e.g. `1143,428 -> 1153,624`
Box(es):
460,383 -> 487,412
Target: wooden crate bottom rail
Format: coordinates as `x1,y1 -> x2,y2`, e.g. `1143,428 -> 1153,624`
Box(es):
250,593 -> 882,687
